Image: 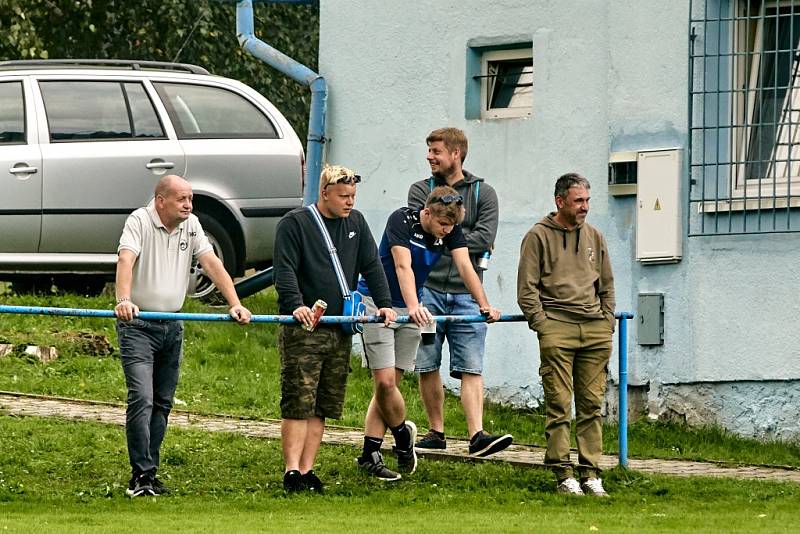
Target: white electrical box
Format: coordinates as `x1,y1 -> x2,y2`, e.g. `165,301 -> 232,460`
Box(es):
636,149 -> 682,264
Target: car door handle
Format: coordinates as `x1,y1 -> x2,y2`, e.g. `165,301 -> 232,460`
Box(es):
145,161 -> 175,169
9,166 -> 38,175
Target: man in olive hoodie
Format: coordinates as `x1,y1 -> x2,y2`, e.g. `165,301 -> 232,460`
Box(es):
517,173 -> 615,497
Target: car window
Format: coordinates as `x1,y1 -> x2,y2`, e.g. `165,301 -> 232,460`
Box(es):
0,81 -> 25,145
39,81 -> 165,142
154,82 -> 278,139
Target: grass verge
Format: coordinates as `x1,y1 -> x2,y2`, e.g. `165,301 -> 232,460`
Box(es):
0,416 -> 798,534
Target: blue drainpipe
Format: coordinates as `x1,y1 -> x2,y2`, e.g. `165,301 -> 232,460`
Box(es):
236,0 -> 326,206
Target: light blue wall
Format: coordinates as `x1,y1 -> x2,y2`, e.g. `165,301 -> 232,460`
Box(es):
319,0 -> 800,439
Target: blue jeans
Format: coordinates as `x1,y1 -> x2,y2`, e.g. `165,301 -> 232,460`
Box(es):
415,287 -> 487,378
116,318 -> 183,475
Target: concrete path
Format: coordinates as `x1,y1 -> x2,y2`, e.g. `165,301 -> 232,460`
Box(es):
2,391 -> 799,484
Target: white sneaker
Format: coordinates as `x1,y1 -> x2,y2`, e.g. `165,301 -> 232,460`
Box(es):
556,477 -> 584,495
580,477 -> 609,497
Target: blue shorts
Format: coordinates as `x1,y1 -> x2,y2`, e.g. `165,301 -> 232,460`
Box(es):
414,287 -> 487,378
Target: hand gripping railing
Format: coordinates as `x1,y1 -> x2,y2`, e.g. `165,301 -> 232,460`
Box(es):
0,305 -> 634,466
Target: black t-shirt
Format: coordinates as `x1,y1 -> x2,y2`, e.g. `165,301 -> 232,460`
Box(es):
358,207 -> 466,307
273,206 -> 391,316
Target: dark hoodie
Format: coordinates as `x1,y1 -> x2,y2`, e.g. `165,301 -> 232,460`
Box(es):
516,213 -> 615,330
407,170 -> 499,293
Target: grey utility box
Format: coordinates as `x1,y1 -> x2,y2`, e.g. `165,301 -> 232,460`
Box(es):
638,293 -> 664,345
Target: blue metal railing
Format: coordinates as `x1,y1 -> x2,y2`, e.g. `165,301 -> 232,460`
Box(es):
0,304 -> 634,466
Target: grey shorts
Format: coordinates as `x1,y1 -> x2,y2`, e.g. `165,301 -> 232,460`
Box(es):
360,296 -> 421,371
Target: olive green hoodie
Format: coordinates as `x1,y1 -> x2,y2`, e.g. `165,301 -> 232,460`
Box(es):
516,213 -> 615,330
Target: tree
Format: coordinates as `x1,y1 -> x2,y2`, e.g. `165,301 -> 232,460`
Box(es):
0,0 -> 319,140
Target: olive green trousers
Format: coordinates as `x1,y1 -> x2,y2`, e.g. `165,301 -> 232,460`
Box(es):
537,317 -> 613,481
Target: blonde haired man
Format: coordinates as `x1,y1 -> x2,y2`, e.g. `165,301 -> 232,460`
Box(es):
274,165 -> 396,493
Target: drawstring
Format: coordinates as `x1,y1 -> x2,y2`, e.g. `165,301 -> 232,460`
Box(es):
559,226 -> 581,253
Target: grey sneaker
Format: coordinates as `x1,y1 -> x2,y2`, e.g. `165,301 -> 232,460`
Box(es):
556,477 -> 584,495
580,477 -> 609,497
392,420 -> 418,474
415,430 -> 446,450
126,472 -> 156,498
468,430 -> 513,457
356,451 -> 401,482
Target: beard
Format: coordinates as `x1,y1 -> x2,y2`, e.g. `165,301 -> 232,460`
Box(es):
431,162 -> 456,180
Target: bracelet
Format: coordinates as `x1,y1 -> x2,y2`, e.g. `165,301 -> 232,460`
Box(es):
116,297 -> 130,304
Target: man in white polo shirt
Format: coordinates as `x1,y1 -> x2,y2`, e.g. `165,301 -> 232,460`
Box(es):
114,174 -> 251,498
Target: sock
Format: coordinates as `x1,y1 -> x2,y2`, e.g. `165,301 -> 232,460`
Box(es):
390,422 -> 411,451
362,436 -> 383,459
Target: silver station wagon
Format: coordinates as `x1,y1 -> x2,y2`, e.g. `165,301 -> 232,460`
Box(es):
0,59 -> 305,297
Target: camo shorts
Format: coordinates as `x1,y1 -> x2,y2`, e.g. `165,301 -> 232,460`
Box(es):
279,324 -> 353,420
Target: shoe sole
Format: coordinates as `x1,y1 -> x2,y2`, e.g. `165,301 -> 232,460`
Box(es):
415,441 -> 446,450
469,434 -> 513,457
126,488 -> 156,498
398,421 -> 418,475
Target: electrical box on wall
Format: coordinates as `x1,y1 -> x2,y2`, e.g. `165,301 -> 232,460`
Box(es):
608,151 -> 638,196
636,149 -> 682,264
638,293 -> 665,345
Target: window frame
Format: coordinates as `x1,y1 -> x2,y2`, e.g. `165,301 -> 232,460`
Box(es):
38,79 -> 166,143
479,47 -> 533,120
733,0 -> 800,198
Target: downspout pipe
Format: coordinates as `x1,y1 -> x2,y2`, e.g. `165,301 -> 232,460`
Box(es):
236,0 -> 326,206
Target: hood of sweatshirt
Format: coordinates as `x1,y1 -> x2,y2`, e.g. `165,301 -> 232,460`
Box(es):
537,213 -> 584,253
430,169 -> 484,187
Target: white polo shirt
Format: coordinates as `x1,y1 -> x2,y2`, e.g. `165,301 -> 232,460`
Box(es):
118,200 -> 213,312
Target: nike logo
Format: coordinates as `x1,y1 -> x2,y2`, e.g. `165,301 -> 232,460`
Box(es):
349,231 -> 356,239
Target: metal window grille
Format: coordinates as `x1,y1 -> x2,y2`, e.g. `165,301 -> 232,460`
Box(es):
689,0 -> 800,235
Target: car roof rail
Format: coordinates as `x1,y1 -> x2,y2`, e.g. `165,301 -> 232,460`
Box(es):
0,59 -> 210,75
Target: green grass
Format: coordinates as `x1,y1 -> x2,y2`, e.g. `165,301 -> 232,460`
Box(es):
0,416 -> 798,533
1,286 -> 800,469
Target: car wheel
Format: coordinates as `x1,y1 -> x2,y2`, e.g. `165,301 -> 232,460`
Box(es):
189,213 -> 237,301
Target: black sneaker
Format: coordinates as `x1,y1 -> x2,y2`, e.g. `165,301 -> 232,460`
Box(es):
283,469 -> 303,493
355,451 -> 401,481
392,420 -> 418,474
126,472 -> 156,498
301,470 -> 324,493
468,430 -> 513,457
415,430 -> 446,450
152,476 -> 171,495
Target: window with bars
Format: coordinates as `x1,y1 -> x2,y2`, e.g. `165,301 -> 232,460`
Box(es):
689,0 -> 800,235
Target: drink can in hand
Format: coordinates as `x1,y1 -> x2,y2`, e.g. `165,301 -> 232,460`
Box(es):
303,299 -> 327,332
420,307 -> 437,345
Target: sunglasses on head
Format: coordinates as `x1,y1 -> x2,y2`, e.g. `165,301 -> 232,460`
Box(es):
325,174 -> 361,188
433,194 -> 463,206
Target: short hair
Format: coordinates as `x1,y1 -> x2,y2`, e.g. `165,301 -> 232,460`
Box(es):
320,164 -> 359,190
155,174 -> 185,198
425,185 -> 465,224
426,127 -> 468,163
554,173 -> 591,198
